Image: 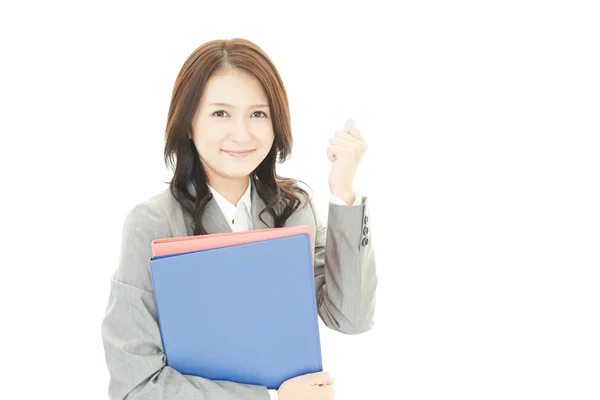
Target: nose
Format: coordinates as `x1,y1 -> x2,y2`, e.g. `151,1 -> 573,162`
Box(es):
230,117 -> 252,142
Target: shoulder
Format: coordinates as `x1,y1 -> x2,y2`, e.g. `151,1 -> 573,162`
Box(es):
122,185 -> 187,240
122,188 -> 173,239
114,188 -> 176,289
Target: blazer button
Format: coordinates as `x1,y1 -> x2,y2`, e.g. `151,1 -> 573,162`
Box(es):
364,215 -> 368,224
363,226 -> 369,235
362,237 -> 369,246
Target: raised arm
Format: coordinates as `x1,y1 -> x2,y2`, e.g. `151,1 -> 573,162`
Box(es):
309,194 -> 378,335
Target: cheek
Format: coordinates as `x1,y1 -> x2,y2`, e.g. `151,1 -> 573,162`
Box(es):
194,129 -> 225,149
193,139 -> 224,165
257,129 -> 275,145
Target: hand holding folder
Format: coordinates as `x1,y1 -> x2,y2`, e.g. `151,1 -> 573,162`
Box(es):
148,225 -> 323,390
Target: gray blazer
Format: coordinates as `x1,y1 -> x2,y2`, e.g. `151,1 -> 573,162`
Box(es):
101,181 -> 378,400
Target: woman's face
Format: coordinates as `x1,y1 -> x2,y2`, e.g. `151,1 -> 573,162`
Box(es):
189,68 -> 275,185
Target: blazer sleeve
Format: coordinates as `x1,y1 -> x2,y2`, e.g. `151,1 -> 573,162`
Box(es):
309,194 -> 378,334
100,202 -> 270,400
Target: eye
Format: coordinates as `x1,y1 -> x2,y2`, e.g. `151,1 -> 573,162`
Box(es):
252,111 -> 268,118
213,110 -> 229,117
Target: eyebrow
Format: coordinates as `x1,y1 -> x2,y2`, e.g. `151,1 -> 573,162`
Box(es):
208,102 -> 270,108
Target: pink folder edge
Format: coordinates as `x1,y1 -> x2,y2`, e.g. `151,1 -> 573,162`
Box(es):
151,225 -> 314,264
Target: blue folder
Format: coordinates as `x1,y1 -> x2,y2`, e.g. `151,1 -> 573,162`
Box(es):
148,233 -> 323,389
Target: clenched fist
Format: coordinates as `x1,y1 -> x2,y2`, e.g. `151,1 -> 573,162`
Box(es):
327,119 -> 367,204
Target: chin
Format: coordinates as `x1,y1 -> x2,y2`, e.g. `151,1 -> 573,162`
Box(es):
221,168 -> 256,179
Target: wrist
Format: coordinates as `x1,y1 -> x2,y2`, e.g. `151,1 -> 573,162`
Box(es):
330,188 -> 354,205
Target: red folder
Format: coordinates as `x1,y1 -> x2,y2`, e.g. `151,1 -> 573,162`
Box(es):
151,225 -> 314,264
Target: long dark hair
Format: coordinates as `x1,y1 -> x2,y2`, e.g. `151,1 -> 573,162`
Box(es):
163,38 -> 311,235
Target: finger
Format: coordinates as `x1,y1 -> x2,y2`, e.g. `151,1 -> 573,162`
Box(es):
317,375 -> 335,385
333,130 -> 359,142
318,384 -> 335,398
334,130 -> 366,154
343,119 -> 355,134
329,142 -> 362,162
343,119 -> 364,141
329,137 -> 353,147
304,371 -> 333,385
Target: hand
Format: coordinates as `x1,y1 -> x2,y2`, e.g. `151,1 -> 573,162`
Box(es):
277,371 -> 336,400
327,119 -> 367,201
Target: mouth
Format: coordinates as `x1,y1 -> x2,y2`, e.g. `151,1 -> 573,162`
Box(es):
222,149 -> 255,158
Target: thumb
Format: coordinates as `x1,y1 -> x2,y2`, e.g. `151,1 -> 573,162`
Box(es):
303,371 -> 334,385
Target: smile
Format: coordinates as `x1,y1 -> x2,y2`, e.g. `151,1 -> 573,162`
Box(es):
222,149 -> 255,158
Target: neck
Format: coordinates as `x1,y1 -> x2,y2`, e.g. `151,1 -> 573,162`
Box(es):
208,175 -> 250,206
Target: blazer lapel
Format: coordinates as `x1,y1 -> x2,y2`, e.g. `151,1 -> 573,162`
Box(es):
186,178 -> 275,233
185,180 -> 232,234
203,198 -> 233,234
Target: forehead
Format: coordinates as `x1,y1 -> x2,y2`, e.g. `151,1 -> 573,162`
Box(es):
200,70 -> 268,106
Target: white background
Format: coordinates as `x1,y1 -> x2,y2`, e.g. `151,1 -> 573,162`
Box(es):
1,1 -> 599,399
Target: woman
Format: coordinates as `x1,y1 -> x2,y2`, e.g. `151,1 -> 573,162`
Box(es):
101,38 -> 377,400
